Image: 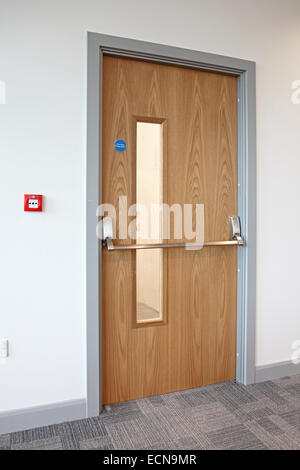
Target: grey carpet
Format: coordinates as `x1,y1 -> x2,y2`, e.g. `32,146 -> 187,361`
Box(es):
1,375 -> 300,450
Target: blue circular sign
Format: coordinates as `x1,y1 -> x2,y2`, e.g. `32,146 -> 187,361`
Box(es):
114,139 -> 127,152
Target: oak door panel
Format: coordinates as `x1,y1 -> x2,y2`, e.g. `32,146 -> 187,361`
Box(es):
102,56 -> 237,404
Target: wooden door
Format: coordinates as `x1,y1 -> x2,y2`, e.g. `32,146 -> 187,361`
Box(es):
102,56 -> 238,404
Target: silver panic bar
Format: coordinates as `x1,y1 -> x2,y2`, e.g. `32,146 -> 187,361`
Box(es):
105,238 -> 243,251
103,216 -> 244,251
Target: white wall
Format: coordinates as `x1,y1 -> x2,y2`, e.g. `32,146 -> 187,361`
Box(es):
0,0 -> 300,413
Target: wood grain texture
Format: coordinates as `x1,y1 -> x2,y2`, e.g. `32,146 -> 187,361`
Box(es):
102,56 -> 237,404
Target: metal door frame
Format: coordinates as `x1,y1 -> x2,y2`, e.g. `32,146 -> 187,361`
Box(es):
86,32 -> 256,416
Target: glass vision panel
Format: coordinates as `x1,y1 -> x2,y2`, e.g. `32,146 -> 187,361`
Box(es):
136,122 -> 163,323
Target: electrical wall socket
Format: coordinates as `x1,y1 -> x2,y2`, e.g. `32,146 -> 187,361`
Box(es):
0,339 -> 8,358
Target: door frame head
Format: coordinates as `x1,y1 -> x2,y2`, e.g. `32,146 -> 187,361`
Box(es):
86,32 -> 257,417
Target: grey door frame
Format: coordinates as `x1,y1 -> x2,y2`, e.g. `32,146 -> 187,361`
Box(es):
86,32 -> 256,417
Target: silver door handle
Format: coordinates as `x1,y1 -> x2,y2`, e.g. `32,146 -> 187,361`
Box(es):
102,216 -> 244,251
